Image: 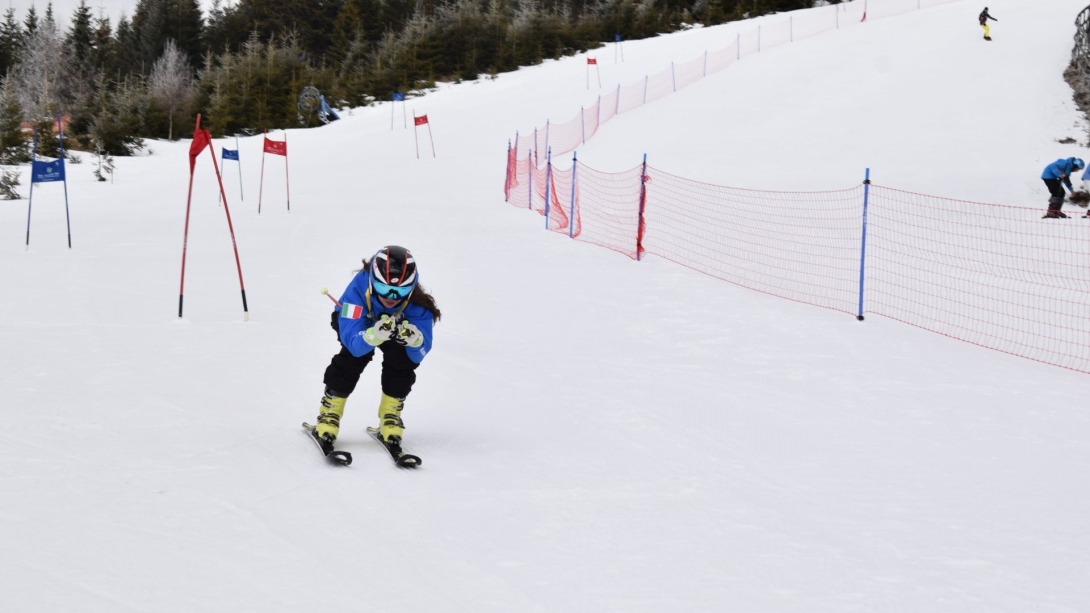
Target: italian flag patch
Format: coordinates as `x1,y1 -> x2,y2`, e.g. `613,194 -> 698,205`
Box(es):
341,303 -> 364,319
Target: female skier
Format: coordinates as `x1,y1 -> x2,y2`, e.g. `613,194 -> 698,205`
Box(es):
313,245 -> 441,448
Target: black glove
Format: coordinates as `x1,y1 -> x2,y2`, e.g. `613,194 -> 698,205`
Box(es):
330,309 -> 340,338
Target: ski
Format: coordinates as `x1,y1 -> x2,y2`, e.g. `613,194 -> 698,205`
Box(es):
366,427 -> 422,468
302,422 -> 353,466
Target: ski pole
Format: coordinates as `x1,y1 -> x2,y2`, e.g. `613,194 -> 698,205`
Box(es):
321,287 -> 341,308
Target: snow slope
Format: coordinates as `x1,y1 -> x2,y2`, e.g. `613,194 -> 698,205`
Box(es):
2,1 -> 1089,611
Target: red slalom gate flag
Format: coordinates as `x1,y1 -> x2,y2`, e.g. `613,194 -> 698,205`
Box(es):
189,128 -> 211,173
413,112 -> 435,159
263,137 -> 287,156
587,57 -> 597,65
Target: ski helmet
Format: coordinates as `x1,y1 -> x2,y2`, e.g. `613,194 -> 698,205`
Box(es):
1075,158 -> 1086,171
369,245 -> 418,300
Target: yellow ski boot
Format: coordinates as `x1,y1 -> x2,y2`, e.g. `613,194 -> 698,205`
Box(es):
377,393 -> 405,444
315,388 -> 347,443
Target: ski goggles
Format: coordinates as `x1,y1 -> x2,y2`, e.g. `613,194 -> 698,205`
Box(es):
372,279 -> 415,299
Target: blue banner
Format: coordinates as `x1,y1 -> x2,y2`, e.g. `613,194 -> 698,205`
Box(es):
32,159 -> 65,183
392,92 -> 405,102
222,147 -> 240,161
319,95 -> 341,123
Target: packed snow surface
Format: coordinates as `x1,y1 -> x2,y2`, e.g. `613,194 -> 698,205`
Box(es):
2,1 -> 1089,611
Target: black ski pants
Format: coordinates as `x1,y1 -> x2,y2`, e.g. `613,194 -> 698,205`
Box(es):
1044,178 -> 1066,209
324,312 -> 419,398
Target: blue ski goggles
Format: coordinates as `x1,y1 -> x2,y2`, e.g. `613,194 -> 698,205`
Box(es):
372,279 -> 415,299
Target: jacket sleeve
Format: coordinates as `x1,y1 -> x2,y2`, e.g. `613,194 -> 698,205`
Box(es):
1063,161 -> 1076,189
404,309 -> 435,364
337,280 -> 378,358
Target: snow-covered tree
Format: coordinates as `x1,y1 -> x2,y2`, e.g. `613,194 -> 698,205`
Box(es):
147,39 -> 193,140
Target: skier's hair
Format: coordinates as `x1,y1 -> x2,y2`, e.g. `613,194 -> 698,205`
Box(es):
359,257 -> 442,323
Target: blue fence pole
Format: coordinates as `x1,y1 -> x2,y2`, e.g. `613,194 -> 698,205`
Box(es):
857,168 -> 871,321
544,147 -> 553,230
25,128 -> 38,251
569,152 -> 578,238
636,154 -> 648,261
57,115 -> 71,248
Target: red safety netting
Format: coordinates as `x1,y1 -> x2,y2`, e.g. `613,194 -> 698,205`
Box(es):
503,153 -> 1090,374
643,167 -> 864,315
674,54 -> 707,90
705,42 -> 739,75
645,68 -> 675,104
866,186 -> 1090,373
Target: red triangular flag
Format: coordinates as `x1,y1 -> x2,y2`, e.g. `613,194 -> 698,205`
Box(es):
189,129 -> 211,173
264,137 -> 287,156
414,115 -> 429,126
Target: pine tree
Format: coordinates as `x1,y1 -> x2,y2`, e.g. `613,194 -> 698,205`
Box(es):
165,0 -> 205,64
0,8 -> 22,77
0,75 -> 29,164
23,6 -> 39,39
66,1 -> 95,66
89,74 -> 146,155
329,1 -> 362,68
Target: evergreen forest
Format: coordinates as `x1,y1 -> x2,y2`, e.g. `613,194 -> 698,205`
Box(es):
0,0 -> 841,159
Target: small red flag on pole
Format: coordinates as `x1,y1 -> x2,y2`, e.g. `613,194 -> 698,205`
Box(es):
413,113 -> 435,159
586,57 -> 601,89
258,131 -> 289,213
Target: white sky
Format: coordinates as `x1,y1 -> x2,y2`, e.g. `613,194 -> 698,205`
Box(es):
5,0 -> 219,22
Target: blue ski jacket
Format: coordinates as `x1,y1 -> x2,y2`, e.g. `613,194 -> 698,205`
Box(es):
336,270 -> 434,363
1042,158 -> 1079,190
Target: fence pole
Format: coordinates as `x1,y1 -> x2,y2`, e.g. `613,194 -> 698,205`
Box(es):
570,152 -> 578,239
737,33 -> 741,59
857,168 -> 871,321
703,50 -> 708,77
544,147 -> 553,230
790,16 -> 793,42
643,75 -> 648,104
671,62 -> 676,92
534,127 -> 538,166
758,25 -> 762,52
527,148 -> 533,210
636,154 -> 648,261
615,84 -> 621,115
505,139 -> 511,202
544,120 -> 550,159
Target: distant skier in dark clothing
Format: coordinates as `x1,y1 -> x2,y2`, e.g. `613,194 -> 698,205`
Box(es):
979,8 -> 997,40
1041,157 -> 1084,218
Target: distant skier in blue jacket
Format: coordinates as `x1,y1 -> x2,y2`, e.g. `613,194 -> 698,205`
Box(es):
313,245 -> 441,447
1041,157 -> 1085,218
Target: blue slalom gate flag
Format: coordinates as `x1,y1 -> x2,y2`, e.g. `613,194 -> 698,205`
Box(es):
222,147 -> 240,161
32,158 -> 65,183
392,92 -> 405,102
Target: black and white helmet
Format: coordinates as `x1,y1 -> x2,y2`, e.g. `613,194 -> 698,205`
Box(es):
370,245 -> 418,300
